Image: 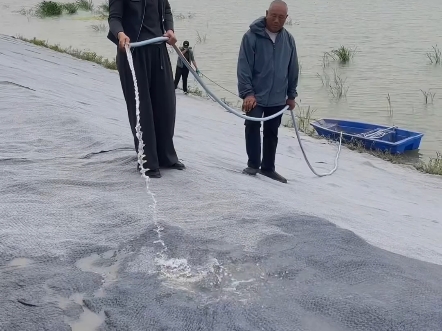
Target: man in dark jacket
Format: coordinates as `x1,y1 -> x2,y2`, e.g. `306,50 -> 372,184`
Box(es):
237,0 -> 299,183
108,0 -> 185,178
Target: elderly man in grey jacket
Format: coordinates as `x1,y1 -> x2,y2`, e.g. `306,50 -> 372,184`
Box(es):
237,0 -> 299,183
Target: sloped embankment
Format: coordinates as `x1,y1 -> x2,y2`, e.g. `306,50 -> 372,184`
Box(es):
1,35 -> 442,331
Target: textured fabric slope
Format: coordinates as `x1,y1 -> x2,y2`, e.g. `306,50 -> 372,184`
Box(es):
1,35 -> 442,331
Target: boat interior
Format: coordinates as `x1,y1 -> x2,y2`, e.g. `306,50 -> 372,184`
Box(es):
313,119 -> 420,143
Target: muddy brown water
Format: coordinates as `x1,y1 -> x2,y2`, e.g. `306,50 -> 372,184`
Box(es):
1,0 -> 441,158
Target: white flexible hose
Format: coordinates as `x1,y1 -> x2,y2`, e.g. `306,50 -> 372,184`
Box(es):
125,45 -> 147,176
127,37 -> 343,177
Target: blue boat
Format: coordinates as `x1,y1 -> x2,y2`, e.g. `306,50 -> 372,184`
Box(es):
310,119 -> 424,154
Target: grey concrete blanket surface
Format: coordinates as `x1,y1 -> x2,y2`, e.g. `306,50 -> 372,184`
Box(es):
1,35 -> 441,331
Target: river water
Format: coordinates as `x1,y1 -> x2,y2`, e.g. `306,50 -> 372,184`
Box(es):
1,0 -> 441,157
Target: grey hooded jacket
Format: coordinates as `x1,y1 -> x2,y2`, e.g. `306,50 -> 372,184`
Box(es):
237,17 -> 299,107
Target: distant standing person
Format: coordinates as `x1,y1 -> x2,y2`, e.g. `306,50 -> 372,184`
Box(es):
174,40 -> 200,94
108,0 -> 185,178
237,0 -> 299,183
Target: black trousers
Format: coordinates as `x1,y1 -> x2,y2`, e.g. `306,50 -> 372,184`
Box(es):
244,105 -> 284,172
174,66 -> 189,93
116,44 -> 179,170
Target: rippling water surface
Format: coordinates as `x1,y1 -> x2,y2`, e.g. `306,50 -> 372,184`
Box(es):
1,0 -> 441,157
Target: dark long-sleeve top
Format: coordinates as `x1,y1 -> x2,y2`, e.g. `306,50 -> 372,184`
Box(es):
107,0 -> 174,45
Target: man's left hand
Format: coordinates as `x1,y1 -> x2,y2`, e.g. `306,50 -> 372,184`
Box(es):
164,30 -> 177,45
286,99 -> 296,110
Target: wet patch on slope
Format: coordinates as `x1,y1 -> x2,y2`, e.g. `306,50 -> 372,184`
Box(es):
77,215 -> 442,331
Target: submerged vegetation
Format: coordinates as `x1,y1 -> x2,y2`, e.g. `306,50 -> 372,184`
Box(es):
26,2 -> 196,22
173,12 -> 196,20
427,45 -> 441,65
91,23 -> 107,32
22,0 -> 105,18
331,46 -> 355,63
95,1 -> 109,19
76,0 -> 94,11
416,153 -> 442,176
97,2 -> 109,13
323,46 -> 355,66
317,46 -> 354,99
386,94 -> 393,116
317,69 -> 349,99
329,70 -> 349,99
283,105 -> 317,136
63,2 -> 78,14
196,30 -> 207,44
27,2 -> 196,22
35,1 -> 64,17
14,35 -> 442,177
420,89 -> 436,104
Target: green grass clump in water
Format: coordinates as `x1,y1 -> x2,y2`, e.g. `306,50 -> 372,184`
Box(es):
98,2 -> 109,13
95,1 -> 109,19
282,104 -> 317,136
331,46 -> 354,63
17,36 -> 116,70
35,1 -> 64,17
76,0 -> 94,11
34,1 -> 89,17
416,153 -> 442,175
63,3 -> 78,14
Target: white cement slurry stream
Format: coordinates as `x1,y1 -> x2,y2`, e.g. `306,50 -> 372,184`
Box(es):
1,35 -> 442,331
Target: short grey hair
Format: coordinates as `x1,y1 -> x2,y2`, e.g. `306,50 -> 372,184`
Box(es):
268,0 -> 288,10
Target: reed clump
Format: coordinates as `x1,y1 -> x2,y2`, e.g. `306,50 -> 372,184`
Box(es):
35,1 -> 64,17
331,46 -> 355,63
33,0 -> 96,18
76,0 -> 93,11
416,153 -> 442,175
427,45 -> 441,65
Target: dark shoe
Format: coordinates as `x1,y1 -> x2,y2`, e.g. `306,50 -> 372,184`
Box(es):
145,169 -> 161,178
137,164 -> 161,178
242,167 -> 259,176
259,169 -> 287,183
162,161 -> 185,170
